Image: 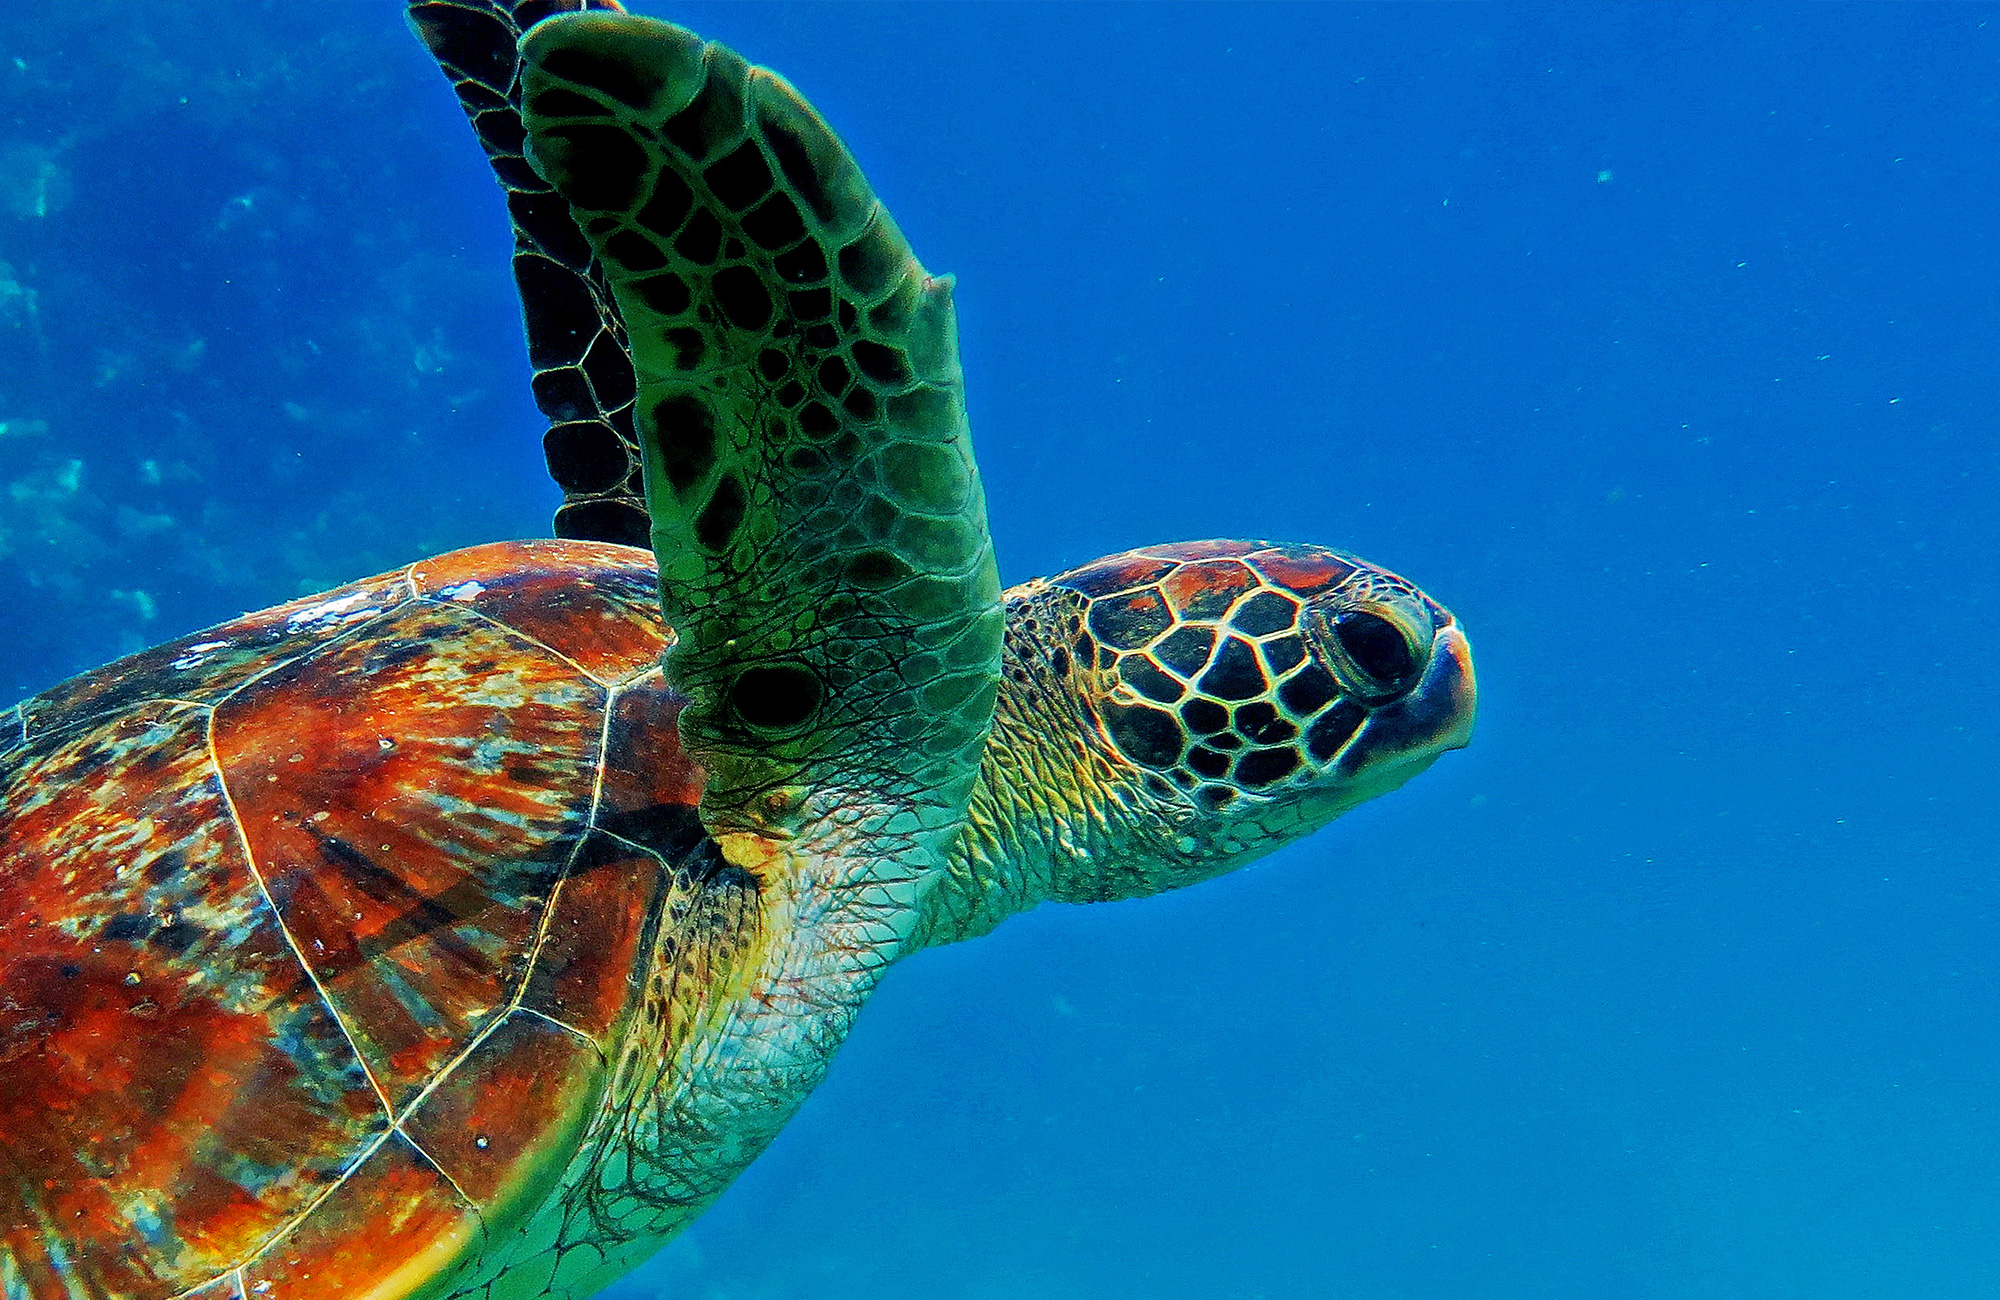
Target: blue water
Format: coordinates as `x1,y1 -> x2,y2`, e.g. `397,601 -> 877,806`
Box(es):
3,3 -> 1996,1296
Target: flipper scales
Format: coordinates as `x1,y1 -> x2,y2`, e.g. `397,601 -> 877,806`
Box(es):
519,13 -> 1003,875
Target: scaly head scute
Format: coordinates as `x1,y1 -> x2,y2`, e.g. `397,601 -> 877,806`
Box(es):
924,540 -> 1474,944
1067,539 -> 1474,850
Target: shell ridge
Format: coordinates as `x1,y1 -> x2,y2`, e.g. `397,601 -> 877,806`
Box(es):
202,705 -> 401,1126
221,1121 -> 403,1283
414,594 -> 599,683
198,606 -> 404,721
499,682 -> 622,1045
399,1128 -> 489,1237
513,1003 -> 598,1048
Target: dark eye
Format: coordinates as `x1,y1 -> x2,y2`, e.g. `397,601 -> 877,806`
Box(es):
1333,612 -> 1415,686
729,663 -> 823,733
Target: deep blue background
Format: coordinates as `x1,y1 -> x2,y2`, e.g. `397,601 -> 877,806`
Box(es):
2,3 -> 1996,1297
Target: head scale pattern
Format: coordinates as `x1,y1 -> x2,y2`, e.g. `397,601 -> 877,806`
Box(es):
1053,540 -> 1444,814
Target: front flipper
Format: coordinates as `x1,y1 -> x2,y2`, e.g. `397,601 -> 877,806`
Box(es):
519,14 -> 1002,885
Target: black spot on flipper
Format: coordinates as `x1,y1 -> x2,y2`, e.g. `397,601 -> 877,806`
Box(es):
515,253 -> 601,370
508,191 -> 593,270
758,109 -> 835,224
788,287 -> 832,322
816,356 -> 851,396
742,193 -> 808,251
604,229 -> 668,273
850,340 -> 909,388
532,365 -> 594,423
650,394 -> 716,494
845,549 -> 913,589
581,332 -> 635,410
711,266 -> 772,331
695,474 -> 747,551
535,123 -> 649,213
409,2 -> 515,93
837,222 -> 901,300
636,171 -> 695,238
661,327 -> 706,369
528,88 -> 606,120
774,240 -> 828,285
539,45 -> 668,112
631,272 -> 692,316
798,401 -> 837,438
728,663 -> 823,733
661,62 -> 747,164
674,207 -> 724,264
840,386 -> 877,422
704,141 -> 774,211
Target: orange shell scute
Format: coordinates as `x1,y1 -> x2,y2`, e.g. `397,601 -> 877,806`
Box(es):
409,539 -> 668,684
212,599 -> 608,1110
242,1132 -> 481,1300
402,1012 -> 605,1224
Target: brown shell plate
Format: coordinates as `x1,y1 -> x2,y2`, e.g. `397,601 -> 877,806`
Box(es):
0,540 -> 700,1299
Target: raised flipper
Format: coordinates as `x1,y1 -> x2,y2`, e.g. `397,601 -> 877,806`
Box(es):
519,14 -> 1003,885
408,0 -> 653,546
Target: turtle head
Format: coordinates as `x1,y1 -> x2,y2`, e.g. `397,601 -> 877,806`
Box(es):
918,541 -> 1474,947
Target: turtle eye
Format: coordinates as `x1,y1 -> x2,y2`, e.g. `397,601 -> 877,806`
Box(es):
1310,597 -> 1430,701
1332,612 -> 1415,686
729,663 -> 823,733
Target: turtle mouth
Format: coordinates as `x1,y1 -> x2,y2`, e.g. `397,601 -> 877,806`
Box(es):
1332,621 -> 1477,797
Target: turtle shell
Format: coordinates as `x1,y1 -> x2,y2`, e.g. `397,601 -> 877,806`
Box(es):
0,539 -> 700,1298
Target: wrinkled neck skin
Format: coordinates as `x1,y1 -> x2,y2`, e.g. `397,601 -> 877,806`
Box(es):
908,585 -> 1202,952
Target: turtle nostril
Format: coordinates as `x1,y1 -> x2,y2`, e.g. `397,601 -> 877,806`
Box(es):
1333,611 -> 1415,686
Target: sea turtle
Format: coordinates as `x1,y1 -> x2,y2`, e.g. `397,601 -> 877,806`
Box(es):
0,5 -> 1476,1299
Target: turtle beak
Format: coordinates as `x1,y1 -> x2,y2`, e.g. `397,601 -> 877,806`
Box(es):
1334,620 -> 1477,795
